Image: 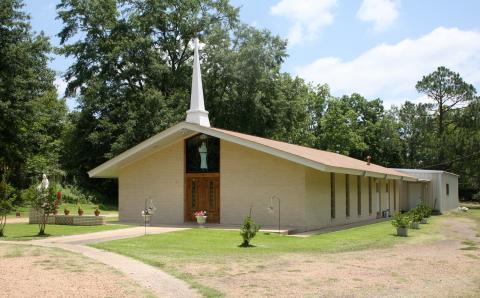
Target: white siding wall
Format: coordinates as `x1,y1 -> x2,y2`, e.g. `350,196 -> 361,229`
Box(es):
118,141 -> 184,224
220,140 -> 307,228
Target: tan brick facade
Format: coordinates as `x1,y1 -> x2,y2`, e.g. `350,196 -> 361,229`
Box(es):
117,138 -> 400,231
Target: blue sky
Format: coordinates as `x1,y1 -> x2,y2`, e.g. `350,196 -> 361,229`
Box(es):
25,0 -> 480,109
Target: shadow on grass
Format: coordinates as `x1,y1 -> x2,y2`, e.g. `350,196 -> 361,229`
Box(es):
238,244 -> 257,248
1,233 -> 52,241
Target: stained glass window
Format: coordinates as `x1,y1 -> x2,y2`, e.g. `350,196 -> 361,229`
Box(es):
185,134 -> 220,173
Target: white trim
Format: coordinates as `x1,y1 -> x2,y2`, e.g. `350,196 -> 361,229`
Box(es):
393,168 -> 459,177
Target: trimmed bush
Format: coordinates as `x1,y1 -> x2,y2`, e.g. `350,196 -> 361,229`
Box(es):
240,216 -> 260,247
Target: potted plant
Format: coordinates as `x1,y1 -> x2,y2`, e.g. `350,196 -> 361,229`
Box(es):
409,208 -> 422,229
419,204 -> 432,224
64,207 -> 70,215
94,206 -> 101,216
391,212 -> 410,237
15,211 -> 21,217
77,205 -> 84,216
194,210 -> 207,227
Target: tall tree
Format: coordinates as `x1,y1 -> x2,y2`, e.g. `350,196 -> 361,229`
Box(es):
394,101 -> 436,168
415,66 -> 476,165
0,0 -> 66,188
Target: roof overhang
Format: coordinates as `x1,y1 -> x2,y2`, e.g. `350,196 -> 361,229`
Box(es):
88,122 -> 417,180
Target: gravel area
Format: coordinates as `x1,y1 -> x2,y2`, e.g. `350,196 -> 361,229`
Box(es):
0,244 -> 153,298
180,217 -> 480,297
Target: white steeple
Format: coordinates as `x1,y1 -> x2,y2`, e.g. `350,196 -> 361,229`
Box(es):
186,38 -> 210,127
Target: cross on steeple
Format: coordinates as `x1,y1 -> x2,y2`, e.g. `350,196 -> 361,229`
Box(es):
186,38 -> 210,127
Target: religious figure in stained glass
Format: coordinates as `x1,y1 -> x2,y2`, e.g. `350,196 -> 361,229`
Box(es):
199,142 -> 208,170
185,134 -> 219,173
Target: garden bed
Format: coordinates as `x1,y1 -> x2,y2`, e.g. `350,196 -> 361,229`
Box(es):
29,213 -> 106,226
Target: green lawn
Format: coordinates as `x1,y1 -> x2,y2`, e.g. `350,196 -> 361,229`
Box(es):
92,215 -> 449,297
94,217 -> 442,257
0,223 -> 131,241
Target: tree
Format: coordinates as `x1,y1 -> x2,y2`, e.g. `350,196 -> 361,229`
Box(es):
57,0 -> 320,197
0,0 -> 67,188
0,171 -> 16,237
239,215 -> 260,247
395,101 -> 436,168
415,66 -> 476,165
24,180 -> 60,236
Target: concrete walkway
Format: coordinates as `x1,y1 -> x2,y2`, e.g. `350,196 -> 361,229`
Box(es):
2,226 -> 199,298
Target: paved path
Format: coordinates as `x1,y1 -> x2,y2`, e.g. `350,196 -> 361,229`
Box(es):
2,226 -> 199,298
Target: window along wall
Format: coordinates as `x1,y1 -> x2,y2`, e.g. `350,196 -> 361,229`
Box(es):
330,173 -> 335,219
328,174 -> 399,223
345,174 -> 350,217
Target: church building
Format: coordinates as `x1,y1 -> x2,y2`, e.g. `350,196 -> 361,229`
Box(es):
88,39 -> 456,232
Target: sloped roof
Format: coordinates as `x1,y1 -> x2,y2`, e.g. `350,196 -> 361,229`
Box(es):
211,127 -> 414,179
88,122 -> 416,181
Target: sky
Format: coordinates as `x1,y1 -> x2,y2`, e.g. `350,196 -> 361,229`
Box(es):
24,0 -> 480,109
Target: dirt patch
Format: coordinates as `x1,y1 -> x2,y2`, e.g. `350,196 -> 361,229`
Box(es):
176,217 -> 480,297
0,244 -> 152,298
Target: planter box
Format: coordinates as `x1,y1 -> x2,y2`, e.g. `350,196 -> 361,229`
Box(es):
396,227 -> 408,237
29,209 -> 105,226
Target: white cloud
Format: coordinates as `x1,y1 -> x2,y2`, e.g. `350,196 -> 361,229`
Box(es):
54,76 -> 67,98
357,0 -> 400,32
270,0 -> 337,45
296,27 -> 480,106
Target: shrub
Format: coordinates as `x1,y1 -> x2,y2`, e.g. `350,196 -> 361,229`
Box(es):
391,212 -> 410,229
60,184 -> 93,204
240,216 -> 260,247
409,208 -> 423,223
24,183 -> 60,236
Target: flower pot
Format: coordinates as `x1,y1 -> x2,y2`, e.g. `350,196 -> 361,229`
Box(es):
196,215 -> 207,228
64,210 -> 70,215
78,210 -> 84,216
94,210 -> 100,216
420,218 -> 427,224
15,212 -> 21,218
410,221 -> 419,229
396,227 -> 408,237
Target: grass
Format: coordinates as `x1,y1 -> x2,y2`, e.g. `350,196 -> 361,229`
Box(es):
92,216 -> 444,297
93,217 -> 442,257
0,223 -> 131,241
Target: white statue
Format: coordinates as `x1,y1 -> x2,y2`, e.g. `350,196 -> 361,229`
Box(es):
37,173 -> 49,190
199,142 -> 208,170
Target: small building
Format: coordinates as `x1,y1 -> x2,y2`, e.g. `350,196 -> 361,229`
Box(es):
395,169 -> 459,214
89,39 -> 454,232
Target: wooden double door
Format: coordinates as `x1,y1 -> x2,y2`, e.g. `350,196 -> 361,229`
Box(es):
185,174 -> 220,223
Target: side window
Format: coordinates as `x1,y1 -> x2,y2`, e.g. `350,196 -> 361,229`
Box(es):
346,174 -> 350,217
368,177 -> 372,215
357,176 -> 361,216
446,184 -> 450,196
331,173 -> 335,219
